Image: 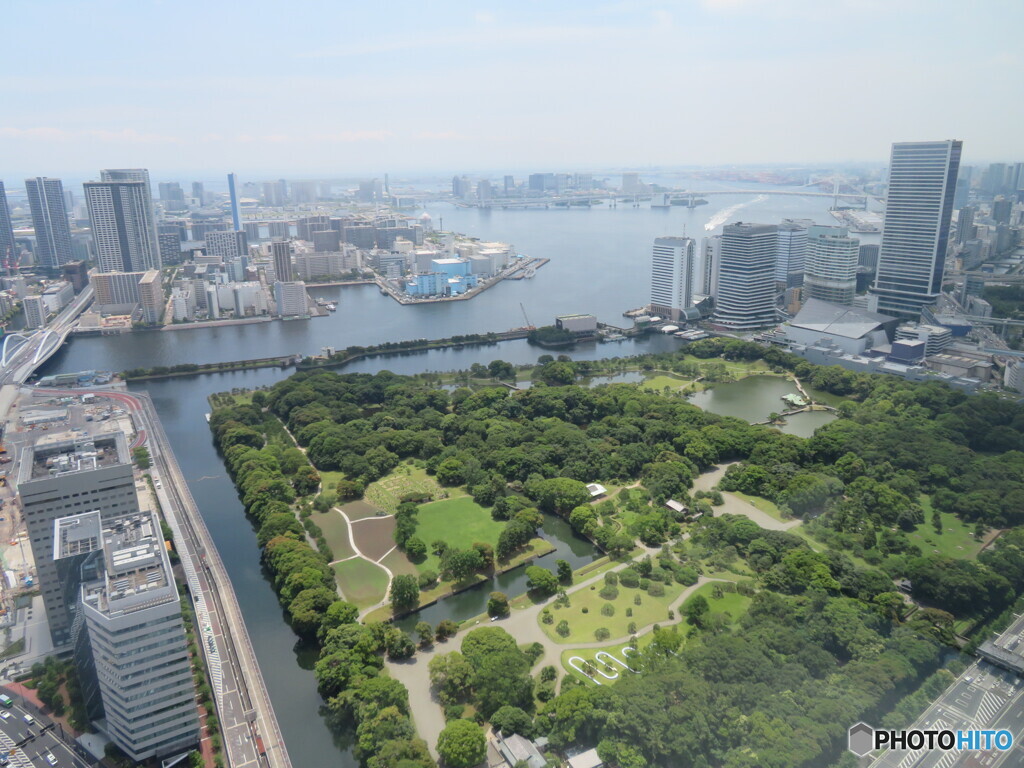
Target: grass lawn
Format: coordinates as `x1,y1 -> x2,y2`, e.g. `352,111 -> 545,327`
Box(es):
333,557 -> 390,609
319,470 -> 346,493
684,582 -> 752,623
641,374 -> 705,393
379,547 -> 419,578
908,496 -> 984,559
311,511 -> 356,561
731,492 -> 789,523
414,496 -> 506,573
341,500 -> 386,521
541,578 -> 687,645
364,463 -> 456,515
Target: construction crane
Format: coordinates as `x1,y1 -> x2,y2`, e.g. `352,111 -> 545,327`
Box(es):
520,303 -> 535,330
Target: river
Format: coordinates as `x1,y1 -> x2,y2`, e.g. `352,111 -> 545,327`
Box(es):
37,182 -> 864,767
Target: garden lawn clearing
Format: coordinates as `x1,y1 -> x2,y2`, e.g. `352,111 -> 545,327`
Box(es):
414,496 -> 506,574
641,374 -> 705,393
351,516 -> 398,562
683,582 -> 752,625
364,463 -> 455,515
909,497 -> 985,559
379,547 -> 419,578
333,558 -> 390,609
311,511 -> 356,561
541,577 -> 688,645
318,470 -> 346,493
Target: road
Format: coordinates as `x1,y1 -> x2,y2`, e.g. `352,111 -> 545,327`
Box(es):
871,612 -> 1024,768
36,388 -> 291,768
0,287 -> 94,387
0,694 -> 98,768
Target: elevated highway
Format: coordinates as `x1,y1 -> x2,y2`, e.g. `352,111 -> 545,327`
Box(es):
0,286 -> 93,386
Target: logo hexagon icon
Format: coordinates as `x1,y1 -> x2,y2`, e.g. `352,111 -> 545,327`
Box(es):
849,722 -> 875,757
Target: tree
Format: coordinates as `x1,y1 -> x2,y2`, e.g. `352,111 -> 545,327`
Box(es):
557,559 -> 573,584
132,446 -> 151,469
437,720 -> 487,768
525,566 -> 559,597
390,575 -> 420,612
429,652 -> 474,704
336,479 -> 365,500
531,478 -> 590,516
441,548 -> 484,582
436,458 -> 467,486
415,621 -> 434,647
490,705 -> 534,738
684,594 -> 710,628
487,591 -> 510,618
405,536 -> 427,562
436,620 -> 459,641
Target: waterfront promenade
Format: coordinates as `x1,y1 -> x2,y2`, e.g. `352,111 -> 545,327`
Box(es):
38,388 -> 292,768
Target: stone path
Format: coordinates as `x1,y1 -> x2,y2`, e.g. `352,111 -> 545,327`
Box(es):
693,463 -> 802,532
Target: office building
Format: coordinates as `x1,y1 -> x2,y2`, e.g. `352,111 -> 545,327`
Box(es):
138,270 -> 163,324
22,295 -> 48,328
158,231 -> 182,265
776,220 -> 809,288
42,281 -> 74,313
871,140 -> 962,317
191,181 -> 205,203
858,243 -> 879,271
62,260 -> 89,293
992,197 -> 1012,226
84,180 -> 160,272
263,180 -> 287,207
54,509 -> 200,760
956,205 -> 977,246
700,236 -> 721,296
983,163 -> 1008,197
0,181 -> 16,266
953,165 -> 972,210
26,177 -> 74,269
243,222 -> 262,242
15,433 -> 139,645
803,226 -> 860,306
204,229 -> 247,261
650,236 -> 697,321
312,229 -> 341,253
157,181 -> 186,212
271,239 -> 293,282
712,223 -> 778,330
267,221 -> 290,239
503,175 -> 515,195
274,280 -> 308,317
227,172 -> 241,232
297,215 -> 331,242
90,271 -> 145,306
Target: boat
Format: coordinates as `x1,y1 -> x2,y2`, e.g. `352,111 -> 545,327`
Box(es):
326,303 -> 337,311
204,413 -> 211,423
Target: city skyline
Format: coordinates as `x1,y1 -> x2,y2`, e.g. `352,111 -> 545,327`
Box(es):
3,1 -> 1022,175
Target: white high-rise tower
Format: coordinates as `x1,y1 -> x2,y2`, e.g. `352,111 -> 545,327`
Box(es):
650,237 -> 696,321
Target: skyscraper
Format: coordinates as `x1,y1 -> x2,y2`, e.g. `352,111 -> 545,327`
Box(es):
227,172 -> 242,232
712,222 -> 779,330
955,205 -> 977,246
100,169 -> 161,269
25,177 -> 73,269
191,181 -> 205,203
650,236 -> 696,321
776,220 -> 809,288
271,240 -> 293,282
803,225 -> 860,306
84,181 -> 160,272
871,140 -> 962,317
0,181 -> 15,267
55,509 -> 200,760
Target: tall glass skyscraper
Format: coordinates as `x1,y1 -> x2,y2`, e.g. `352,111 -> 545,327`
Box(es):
25,176 -> 74,269
0,181 -> 15,267
872,140 -> 962,317
712,222 -> 779,330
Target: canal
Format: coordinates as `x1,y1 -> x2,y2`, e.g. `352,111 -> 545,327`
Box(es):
36,184 -> 860,767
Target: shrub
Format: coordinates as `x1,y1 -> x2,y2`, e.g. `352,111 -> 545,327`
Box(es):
556,620 -> 570,637
648,581 -> 665,597
541,610 -> 554,625
619,569 -> 640,588
599,584 -> 619,601
594,627 -> 610,641
601,603 -> 615,617
604,572 -> 619,586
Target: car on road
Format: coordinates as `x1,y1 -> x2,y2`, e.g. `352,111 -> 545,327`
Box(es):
45,753 -> 57,766
0,710 -> 9,720
22,713 -> 34,725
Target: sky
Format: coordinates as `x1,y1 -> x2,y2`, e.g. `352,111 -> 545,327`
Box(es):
2,0 -> 1022,180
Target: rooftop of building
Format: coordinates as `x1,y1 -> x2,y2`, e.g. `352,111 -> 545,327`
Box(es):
21,432 -> 128,482
789,298 -> 896,340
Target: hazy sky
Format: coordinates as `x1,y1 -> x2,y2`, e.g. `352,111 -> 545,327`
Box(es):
3,0 -> 1021,179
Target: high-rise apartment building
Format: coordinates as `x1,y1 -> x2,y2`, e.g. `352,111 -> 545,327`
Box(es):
90,271 -> 145,306
274,280 -> 308,317
271,239 -> 293,282
84,180 -> 160,272
138,270 -> 163,324
62,260 -> 90,293
871,140 -> 962,317
191,181 -> 205,203
55,509 -> 200,760
158,231 -> 182,265
100,169 -> 159,261
0,181 -> 16,266
263,180 -> 287,207
701,235 -> 721,297
992,197 -> 1012,226
712,222 -> 779,330
776,220 -> 810,288
26,177 -> 74,269
650,237 -> 696,321
956,205 -> 977,246
204,230 -> 247,261
803,225 -> 860,306
15,433 -> 139,645
22,295 -> 48,328
267,221 -> 290,239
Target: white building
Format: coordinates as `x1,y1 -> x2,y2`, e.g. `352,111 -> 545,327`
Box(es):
22,295 -> 48,328
1004,360 -> 1024,394
803,225 -> 860,306
783,298 -> 896,355
274,280 -> 309,317
42,281 -> 74,313
712,222 -> 779,330
232,281 -> 268,316
650,236 -> 697,322
55,510 -> 199,761
700,235 -> 721,297
895,323 -> 953,355
84,180 -> 159,272
204,230 -> 247,262
170,288 -> 193,321
206,284 -> 220,319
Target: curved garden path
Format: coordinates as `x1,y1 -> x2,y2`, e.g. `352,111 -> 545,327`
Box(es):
693,463 -> 802,532
330,507 -> 396,618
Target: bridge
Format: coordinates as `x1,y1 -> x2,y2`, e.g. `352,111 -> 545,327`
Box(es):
458,188 -> 872,209
0,285 -> 93,386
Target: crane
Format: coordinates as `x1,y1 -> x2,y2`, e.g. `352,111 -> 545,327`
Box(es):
520,303 -> 535,330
